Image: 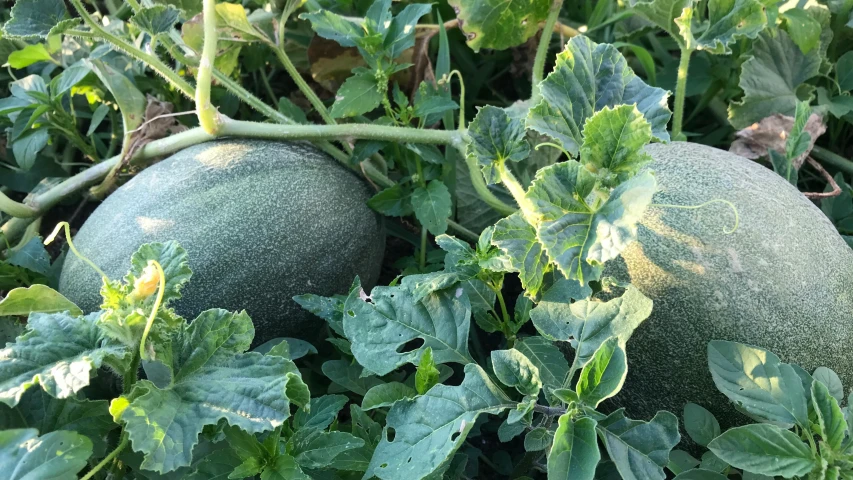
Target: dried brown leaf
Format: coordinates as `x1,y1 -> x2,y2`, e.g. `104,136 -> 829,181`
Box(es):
730,113 -> 826,169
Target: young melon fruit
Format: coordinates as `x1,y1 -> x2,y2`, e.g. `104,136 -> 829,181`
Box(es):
59,139 -> 385,343
605,142 -> 853,425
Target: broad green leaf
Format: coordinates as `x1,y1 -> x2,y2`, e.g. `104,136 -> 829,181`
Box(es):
491,212 -> 549,298
668,450 -> 701,475
365,364 -> 514,479
51,64 -> 91,98
293,395 -> 348,432
415,347 -> 441,394
3,0 -> 68,39
531,285 -> 652,375
290,430 -> 365,469
132,5 -> 182,37
362,382 -> 416,410
728,31 -> 821,129
301,11 -> 361,47
321,359 -> 384,395
813,366 -> 844,403
368,184 -> 413,217
673,470 -> 728,480
293,293 -> 345,336
491,349 -> 542,396
215,3 -> 262,40
448,0 -> 551,51
467,105 -> 530,184
330,71 -> 383,118
679,0 -> 767,54
112,309 -> 305,473
811,380 -> 845,451
0,285 -> 82,317
838,51 -> 853,92
597,410 -> 681,480
526,163 -> 657,283
524,426 -> 553,451
0,312 -> 127,407
86,58 -> 146,133
412,180 -> 452,235
384,3 -> 432,59
782,8 -> 821,54
342,280 -> 472,376
708,424 -> 815,477
580,105 -> 653,187
633,0 -> 691,40
12,127 -> 48,170
262,453 -> 310,480
7,44 -> 52,69
514,336 -> 570,403
576,337 -> 627,407
0,429 -> 91,479
548,415 -> 599,480
683,403 -> 720,447
527,36 -> 671,157
707,341 -> 808,428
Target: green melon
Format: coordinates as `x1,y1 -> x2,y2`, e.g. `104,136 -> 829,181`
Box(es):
59,139 -> 385,343
605,142 -> 853,424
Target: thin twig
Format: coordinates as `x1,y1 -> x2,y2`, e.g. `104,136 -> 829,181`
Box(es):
803,156 -> 842,199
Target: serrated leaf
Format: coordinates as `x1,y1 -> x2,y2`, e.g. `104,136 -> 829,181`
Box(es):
729,31 -> 821,129
491,212 -> 549,297
526,162 -> 657,284
291,430 -> 365,469
86,58 -> 146,133
580,105 -> 653,187
331,71 -> 383,118
597,410 -> 681,480
811,380 -> 845,451
415,347 -> 441,394
707,424 -> 814,477
813,366 -> 844,403
634,0 -> 691,40
363,382 -> 416,410
3,0 -> 68,39
412,180 -> 452,235
0,429 -> 91,479
576,337 -> 627,407
548,415 -> 599,480
515,336 -> 569,403
7,44 -> 52,69
293,395 -> 348,432
680,0 -> 767,54
527,36 -> 671,157
113,309 -> 304,473
683,403 -> 720,447
0,285 -> 82,317
448,0 -> 551,51
342,281 -> 472,376
707,341 -> 808,428
366,364 -> 514,480
0,312 -> 127,407
132,5 -> 181,37
467,105 -> 530,184
491,348 -> 542,397
368,184 -> 413,217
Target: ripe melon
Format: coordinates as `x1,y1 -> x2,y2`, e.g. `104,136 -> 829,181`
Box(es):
59,139 -> 385,343
605,142 -> 853,424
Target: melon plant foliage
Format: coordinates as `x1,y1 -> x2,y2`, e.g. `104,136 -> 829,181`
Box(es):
0,0 -> 848,479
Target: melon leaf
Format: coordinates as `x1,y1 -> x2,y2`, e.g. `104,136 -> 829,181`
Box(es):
491,212 -> 550,297
707,424 -> 815,478
130,5 -> 181,37
447,0 -> 550,52
580,105 -> 653,188
3,0 -> 68,39
548,415 -> 599,480
633,0 -> 691,42
491,348 -> 542,397
527,36 -> 671,157
0,284 -> 82,317
0,311 -> 128,407
342,279 -> 473,376
466,105 -> 530,185
676,0 -> 766,54
0,428 -> 92,479
111,309 -> 308,473
707,341 -> 809,429
365,364 -> 515,480
596,409 -> 681,480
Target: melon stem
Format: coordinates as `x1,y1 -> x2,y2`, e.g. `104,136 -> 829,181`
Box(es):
530,0 -> 565,107
196,0 -> 222,135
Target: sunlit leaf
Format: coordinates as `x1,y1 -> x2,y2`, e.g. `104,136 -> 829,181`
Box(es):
708,424 -> 814,478
0,429 -> 92,479
548,415 -> 599,480
448,0 -> 551,51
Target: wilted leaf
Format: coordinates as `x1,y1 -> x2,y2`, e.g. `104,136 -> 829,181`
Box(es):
730,112 -> 825,168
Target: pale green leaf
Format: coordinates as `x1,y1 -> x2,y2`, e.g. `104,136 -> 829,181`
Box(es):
728,31 -> 821,129
782,8 -> 821,54
491,212 -> 549,297
548,415 -> 599,480
491,348 -> 542,397
7,44 -> 52,69
0,429 -> 91,479
415,347 -> 441,395
813,366 -> 844,403
682,0 -> 767,54
811,380 -> 846,451
0,312 -> 127,407
0,285 -> 82,317
365,364 -> 514,480
527,36 -> 671,157
524,426 -> 553,451
384,3 -> 432,59
290,430 -> 365,469
299,11 -> 362,48
634,0 -> 691,40
467,105 -> 530,184
707,424 -> 815,477
215,3 -> 262,40
412,180 -> 452,235
342,280 -> 472,376
597,410 -> 681,480
362,382 -> 416,410
293,394 -> 348,432
707,340 -> 808,428
447,0 -> 551,51
86,58 -> 146,133
132,5 -> 182,37
113,309 -> 304,473
580,105 -> 652,187
3,0 -> 68,39
514,336 -> 570,403
683,402 -> 720,447
576,337 -> 627,407
330,71 -> 383,118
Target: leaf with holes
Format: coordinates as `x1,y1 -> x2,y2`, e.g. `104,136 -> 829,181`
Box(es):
448,0 -> 551,51
365,364 -> 514,480
527,36 -> 671,157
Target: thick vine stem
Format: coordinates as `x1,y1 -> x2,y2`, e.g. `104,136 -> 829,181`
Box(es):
671,48 -> 693,140
272,46 -> 337,127
196,0 -> 224,135
463,155 -> 517,216
0,191 -> 39,218
812,146 -> 853,176
496,160 -> 536,221
80,436 -> 129,480
530,0 -> 565,106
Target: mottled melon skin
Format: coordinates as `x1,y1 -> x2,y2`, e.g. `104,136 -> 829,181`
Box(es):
605,142 -> 853,424
59,139 -> 385,343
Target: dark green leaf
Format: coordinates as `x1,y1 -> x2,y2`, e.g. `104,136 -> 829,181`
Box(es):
51,64 -> 91,98
321,360 -> 384,396
412,180 -> 452,235
0,429 -> 91,479
300,11 -> 362,47
782,8 -> 821,54
413,81 -> 458,121
384,3 -> 432,59
86,58 -> 146,133
838,51 -> 853,92
491,348 -> 542,396
291,430 -> 365,469
447,0 -> 551,51
548,415 -> 599,480
6,237 -> 50,275
3,0 -> 68,39
293,395 -> 348,432
132,5 -> 181,37
330,71 -> 383,118
707,424 -> 814,477
467,105 -> 530,184
811,380 -> 845,451
683,403 -> 720,447
769,149 -> 797,186
368,184 -> 413,217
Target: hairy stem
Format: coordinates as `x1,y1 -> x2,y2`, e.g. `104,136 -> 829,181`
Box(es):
220,118 -> 465,145
81,436 -> 129,480
196,0 -> 222,134
671,48 -> 693,140
463,155 -> 517,216
272,46 -> 337,127
530,0 -> 564,106
496,160 -> 536,221
533,404 -> 567,417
